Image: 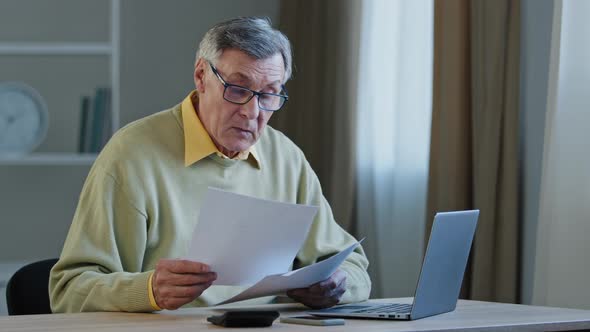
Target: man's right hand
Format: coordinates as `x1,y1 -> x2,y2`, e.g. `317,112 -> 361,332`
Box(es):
152,259 -> 217,310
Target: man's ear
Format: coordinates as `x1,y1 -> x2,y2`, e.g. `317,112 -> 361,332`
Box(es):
194,58 -> 206,93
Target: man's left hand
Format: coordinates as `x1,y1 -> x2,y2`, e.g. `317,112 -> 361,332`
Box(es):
286,269 -> 347,309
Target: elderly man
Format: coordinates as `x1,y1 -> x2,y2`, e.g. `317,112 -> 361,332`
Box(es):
49,17 -> 370,313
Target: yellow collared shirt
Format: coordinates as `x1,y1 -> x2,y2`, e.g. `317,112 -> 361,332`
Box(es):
181,91 -> 260,167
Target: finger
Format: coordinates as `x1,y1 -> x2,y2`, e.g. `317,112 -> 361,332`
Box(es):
287,289 -> 332,303
289,287 -> 345,302
153,269 -> 217,290
158,259 -> 212,274
162,271 -> 217,286
309,277 -> 346,296
286,271 -> 348,307
314,271 -> 347,291
286,288 -> 309,298
287,291 -> 341,310
157,284 -> 210,299
310,279 -> 337,293
154,283 -> 211,303
287,274 -> 346,298
157,296 -> 195,310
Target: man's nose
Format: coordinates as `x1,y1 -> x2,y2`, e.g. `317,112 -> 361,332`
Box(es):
239,96 -> 260,119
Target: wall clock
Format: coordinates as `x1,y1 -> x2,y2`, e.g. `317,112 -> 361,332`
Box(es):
0,82 -> 49,156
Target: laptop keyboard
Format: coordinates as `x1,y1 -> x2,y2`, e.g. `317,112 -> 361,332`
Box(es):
352,303 -> 413,314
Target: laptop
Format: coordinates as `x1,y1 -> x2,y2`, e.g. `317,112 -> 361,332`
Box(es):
308,210 -> 479,320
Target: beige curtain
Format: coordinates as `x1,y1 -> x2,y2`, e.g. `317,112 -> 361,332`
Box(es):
426,0 -> 520,303
273,0 -> 362,232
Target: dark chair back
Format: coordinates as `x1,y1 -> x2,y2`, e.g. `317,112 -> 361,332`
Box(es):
6,258 -> 59,315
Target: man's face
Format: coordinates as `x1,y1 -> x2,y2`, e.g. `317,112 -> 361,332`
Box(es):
194,49 -> 285,157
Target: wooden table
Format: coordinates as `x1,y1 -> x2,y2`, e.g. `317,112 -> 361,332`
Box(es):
2,298 -> 590,331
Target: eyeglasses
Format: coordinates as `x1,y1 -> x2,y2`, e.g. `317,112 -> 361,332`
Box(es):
209,62 -> 288,112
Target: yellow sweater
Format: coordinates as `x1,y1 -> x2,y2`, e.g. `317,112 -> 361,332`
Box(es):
49,93 -> 371,313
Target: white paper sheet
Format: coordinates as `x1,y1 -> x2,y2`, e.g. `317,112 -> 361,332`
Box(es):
186,187 -> 318,285
217,240 -> 362,305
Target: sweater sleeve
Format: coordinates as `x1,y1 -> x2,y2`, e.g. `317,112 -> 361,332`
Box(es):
294,159 -> 372,303
49,165 -> 154,313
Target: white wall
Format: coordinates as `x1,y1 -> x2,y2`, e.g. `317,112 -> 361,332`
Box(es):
119,0 -> 280,125
533,0 -> 590,309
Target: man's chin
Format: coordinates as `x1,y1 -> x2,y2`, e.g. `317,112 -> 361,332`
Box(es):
223,140 -> 254,154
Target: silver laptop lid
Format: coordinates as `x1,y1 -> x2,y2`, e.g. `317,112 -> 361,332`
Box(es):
410,210 -> 479,319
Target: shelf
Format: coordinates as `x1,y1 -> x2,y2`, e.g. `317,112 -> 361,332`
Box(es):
0,43 -> 113,55
0,153 -> 97,166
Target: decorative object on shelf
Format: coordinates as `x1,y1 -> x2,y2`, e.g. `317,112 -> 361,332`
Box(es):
78,87 -> 112,153
0,82 -> 49,156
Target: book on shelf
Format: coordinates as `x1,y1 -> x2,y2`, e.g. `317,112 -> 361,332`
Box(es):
78,87 -> 112,153
78,96 -> 91,153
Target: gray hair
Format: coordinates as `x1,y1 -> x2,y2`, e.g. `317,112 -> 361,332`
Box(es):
196,17 -> 293,82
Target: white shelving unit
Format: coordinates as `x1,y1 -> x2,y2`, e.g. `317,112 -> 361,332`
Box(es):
0,153 -> 98,166
0,43 -> 112,55
0,0 -> 120,166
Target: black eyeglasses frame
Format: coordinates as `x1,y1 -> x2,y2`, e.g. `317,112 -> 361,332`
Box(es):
208,62 -> 289,112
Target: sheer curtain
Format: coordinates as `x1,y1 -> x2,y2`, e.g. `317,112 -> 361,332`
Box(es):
355,0 -> 433,297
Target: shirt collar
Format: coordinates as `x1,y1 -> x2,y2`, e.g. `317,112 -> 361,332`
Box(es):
181,91 -> 260,168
